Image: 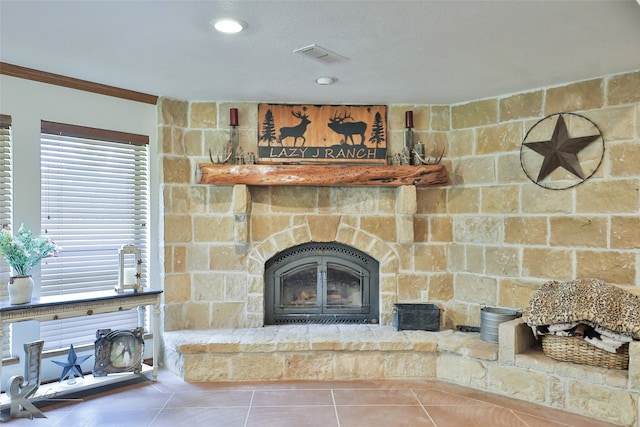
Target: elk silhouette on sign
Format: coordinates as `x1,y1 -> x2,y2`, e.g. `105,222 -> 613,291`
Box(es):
278,111 -> 311,147
327,111 -> 367,145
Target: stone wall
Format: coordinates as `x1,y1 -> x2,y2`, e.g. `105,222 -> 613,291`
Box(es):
159,70 -> 640,332
436,71 -> 640,328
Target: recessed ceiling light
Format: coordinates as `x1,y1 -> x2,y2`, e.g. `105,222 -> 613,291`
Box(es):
316,77 -> 338,85
211,18 -> 247,34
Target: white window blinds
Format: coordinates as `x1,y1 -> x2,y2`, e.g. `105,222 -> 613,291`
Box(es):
40,121 -> 149,351
0,115 -> 12,358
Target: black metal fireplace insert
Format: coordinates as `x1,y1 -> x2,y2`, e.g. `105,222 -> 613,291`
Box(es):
264,242 -> 379,325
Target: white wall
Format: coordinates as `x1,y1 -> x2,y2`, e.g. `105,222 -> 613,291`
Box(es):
0,75 -> 159,387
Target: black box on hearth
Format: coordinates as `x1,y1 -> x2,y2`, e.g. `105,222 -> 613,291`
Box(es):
393,303 -> 440,331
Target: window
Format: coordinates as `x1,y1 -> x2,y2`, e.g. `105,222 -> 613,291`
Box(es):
40,121 -> 149,350
0,114 -> 12,358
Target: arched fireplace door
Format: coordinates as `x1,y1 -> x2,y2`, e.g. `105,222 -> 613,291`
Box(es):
264,242 -> 379,325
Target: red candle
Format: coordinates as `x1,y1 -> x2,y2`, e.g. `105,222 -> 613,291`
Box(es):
230,108 -> 239,126
405,111 -> 413,128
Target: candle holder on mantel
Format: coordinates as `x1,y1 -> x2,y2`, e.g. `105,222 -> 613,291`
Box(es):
116,244 -> 142,293
412,141 -> 425,165
229,107 -> 240,164
209,108 -> 240,164
404,110 -> 414,159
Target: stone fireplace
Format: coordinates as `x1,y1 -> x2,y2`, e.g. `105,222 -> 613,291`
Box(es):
161,176 -> 446,330
225,183 -> 440,329
264,242 -> 379,325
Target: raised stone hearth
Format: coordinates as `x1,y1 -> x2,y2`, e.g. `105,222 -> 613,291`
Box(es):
163,319 -> 640,426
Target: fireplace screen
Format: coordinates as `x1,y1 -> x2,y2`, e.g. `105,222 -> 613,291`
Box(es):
264,243 -> 379,324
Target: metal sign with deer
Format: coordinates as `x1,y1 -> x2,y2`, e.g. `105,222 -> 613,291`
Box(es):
257,104 -> 388,164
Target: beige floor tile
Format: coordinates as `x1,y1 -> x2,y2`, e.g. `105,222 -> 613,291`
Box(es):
336,405 -> 435,427
333,388 -> 420,406
246,406 -> 338,427
251,389 -> 334,406
150,407 -> 249,427
164,390 -> 254,408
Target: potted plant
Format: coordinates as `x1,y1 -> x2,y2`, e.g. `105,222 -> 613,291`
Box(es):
0,224 -> 61,304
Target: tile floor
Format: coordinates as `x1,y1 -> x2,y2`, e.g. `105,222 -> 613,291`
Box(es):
2,370 -> 620,427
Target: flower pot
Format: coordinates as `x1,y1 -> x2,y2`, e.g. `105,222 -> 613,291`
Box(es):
8,275 -> 34,305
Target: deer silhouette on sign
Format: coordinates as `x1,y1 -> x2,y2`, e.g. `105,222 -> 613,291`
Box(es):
327,111 -> 367,145
278,111 -> 311,147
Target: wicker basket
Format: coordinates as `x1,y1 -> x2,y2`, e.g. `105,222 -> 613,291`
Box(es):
541,335 -> 629,370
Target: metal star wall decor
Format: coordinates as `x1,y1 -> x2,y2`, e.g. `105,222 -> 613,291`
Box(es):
51,344 -> 91,383
520,112 -> 604,190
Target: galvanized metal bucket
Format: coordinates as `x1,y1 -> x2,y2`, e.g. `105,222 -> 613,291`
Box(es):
480,307 -> 522,343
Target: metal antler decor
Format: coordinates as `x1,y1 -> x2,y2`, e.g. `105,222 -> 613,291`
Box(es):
411,140 -> 445,165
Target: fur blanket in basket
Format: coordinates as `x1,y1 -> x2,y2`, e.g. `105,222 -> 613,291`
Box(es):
525,278 -> 640,353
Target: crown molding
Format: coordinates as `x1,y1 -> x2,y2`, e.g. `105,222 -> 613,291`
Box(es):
0,62 -> 158,105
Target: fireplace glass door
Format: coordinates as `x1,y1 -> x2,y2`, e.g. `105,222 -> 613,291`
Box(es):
265,243 -> 379,324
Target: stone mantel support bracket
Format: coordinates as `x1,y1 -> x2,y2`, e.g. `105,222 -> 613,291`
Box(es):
198,164 -> 449,187
395,185 -> 417,244
232,184 -> 251,251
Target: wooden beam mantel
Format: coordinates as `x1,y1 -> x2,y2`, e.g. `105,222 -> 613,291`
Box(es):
198,164 -> 449,187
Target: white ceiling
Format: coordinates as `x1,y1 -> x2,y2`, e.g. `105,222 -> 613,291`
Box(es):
1,0 -> 639,105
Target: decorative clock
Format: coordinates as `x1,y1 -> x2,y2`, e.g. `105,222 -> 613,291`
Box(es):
520,112 -> 604,190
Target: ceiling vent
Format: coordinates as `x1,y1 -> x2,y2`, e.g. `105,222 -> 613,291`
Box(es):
293,44 -> 348,64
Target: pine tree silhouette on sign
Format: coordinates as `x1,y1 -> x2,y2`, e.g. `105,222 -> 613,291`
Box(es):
369,112 -> 385,147
260,109 -> 277,147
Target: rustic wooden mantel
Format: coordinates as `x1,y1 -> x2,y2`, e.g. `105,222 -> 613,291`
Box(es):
198,164 -> 449,187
